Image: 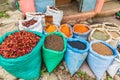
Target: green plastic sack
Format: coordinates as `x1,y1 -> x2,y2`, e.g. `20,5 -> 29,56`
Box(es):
0,30 -> 45,80
42,32 -> 66,73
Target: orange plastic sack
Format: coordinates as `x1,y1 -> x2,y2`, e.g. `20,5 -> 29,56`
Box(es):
18,0 -> 36,13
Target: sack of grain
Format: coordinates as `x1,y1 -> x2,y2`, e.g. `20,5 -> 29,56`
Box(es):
65,38 -> 89,75
87,40 -> 118,80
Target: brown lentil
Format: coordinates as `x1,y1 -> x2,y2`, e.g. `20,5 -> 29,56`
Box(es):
92,42 -> 113,56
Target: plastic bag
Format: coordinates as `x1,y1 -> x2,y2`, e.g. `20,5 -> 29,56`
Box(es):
18,0 -> 36,13
45,6 -> 63,26
87,40 -> 118,80
0,30 -> 45,80
42,32 -> 66,73
90,24 -> 104,30
107,44 -> 120,78
65,38 -> 89,75
34,0 -> 55,13
19,17 -> 43,33
103,22 -> 120,31
25,12 -> 46,26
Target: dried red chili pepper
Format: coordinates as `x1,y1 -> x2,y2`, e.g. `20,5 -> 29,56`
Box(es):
0,30 -> 40,58
22,19 -> 37,27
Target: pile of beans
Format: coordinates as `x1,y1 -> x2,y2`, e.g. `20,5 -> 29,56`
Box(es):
68,41 -> 86,50
44,34 -> 64,51
0,30 -> 40,58
22,19 -> 37,27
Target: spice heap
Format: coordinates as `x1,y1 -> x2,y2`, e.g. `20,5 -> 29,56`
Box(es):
73,24 -> 89,33
44,23 -> 57,33
92,42 -> 113,56
60,24 -> 71,38
0,30 -> 40,58
44,34 -> 64,51
92,30 -> 109,41
22,19 -> 37,27
68,41 -> 86,50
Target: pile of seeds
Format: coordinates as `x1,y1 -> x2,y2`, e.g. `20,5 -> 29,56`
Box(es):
22,19 -> 37,27
92,30 -> 109,41
92,42 -> 113,56
68,41 -> 86,50
0,30 -> 40,58
44,34 -> 64,51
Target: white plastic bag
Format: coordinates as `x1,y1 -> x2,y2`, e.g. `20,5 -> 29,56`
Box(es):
45,6 -> 63,26
25,12 -> 45,26
107,50 -> 120,78
103,22 -> 120,31
18,17 -> 43,32
25,12 -> 45,19
90,24 -> 104,30
107,60 -> 120,78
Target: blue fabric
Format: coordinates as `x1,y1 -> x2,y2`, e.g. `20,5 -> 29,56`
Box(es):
65,38 -> 89,75
34,0 -> 55,13
0,30 -> 45,80
87,40 -> 118,80
80,0 -> 97,12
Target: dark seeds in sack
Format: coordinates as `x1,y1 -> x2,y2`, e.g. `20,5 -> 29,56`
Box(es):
92,42 -> 113,56
44,34 -> 64,51
0,30 -> 40,58
68,41 -> 86,50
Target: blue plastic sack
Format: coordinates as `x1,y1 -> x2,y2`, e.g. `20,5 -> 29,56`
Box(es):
0,30 -> 45,80
65,38 -> 89,75
87,40 -> 118,80
34,0 -> 55,13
